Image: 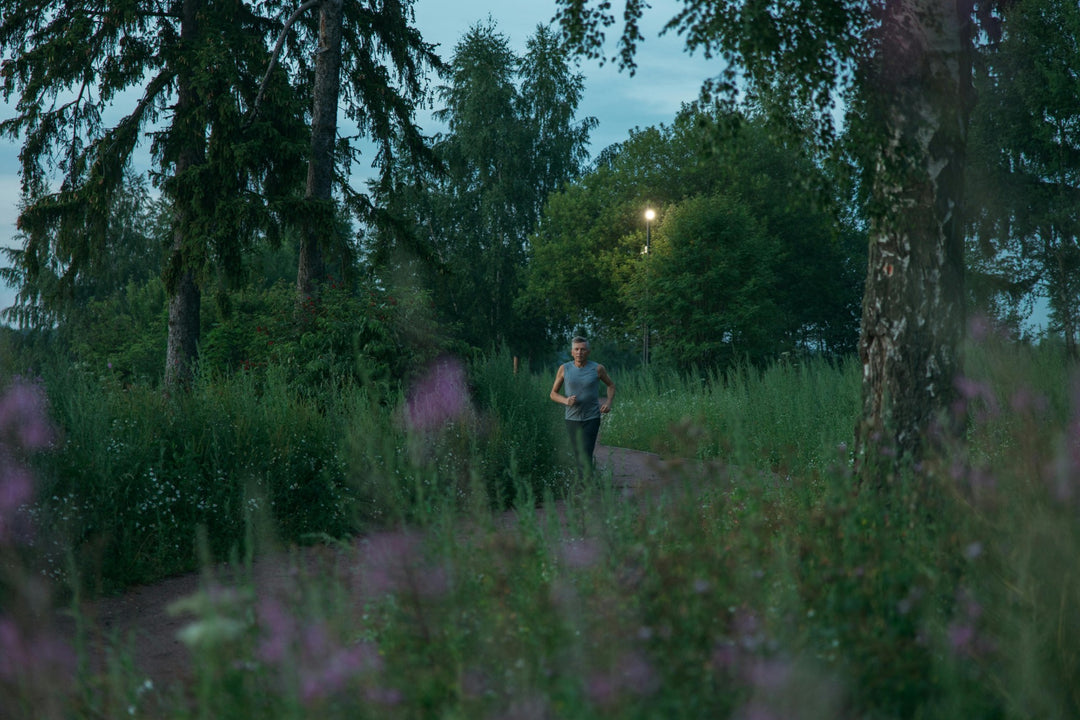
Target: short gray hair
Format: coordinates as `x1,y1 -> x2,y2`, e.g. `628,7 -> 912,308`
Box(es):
571,336 -> 589,347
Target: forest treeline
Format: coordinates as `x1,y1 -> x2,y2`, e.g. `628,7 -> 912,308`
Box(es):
0,13 -> 865,383
1,0 -> 1078,466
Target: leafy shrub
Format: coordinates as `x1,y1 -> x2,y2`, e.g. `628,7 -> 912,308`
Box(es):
31,367 -> 358,591
200,278 -> 445,390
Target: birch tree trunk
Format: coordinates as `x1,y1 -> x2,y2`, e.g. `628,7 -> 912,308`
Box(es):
297,0 -> 343,299
855,0 -> 973,471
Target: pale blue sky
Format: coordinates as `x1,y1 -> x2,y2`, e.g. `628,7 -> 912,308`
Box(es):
0,1 -> 719,312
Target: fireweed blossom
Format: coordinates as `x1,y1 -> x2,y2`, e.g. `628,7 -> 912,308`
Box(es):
1,378 -> 54,543
954,375 -> 1000,421
405,357 -> 472,432
0,379 -> 74,702
355,530 -> 450,599
947,587 -> 988,658
256,597 -> 297,665
0,377 -> 55,452
298,624 -> 383,704
0,616 -> 76,685
255,599 -> 392,706
0,466 -> 34,538
585,650 -> 658,707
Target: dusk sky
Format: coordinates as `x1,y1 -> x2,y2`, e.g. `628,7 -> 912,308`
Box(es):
0,0 -> 721,312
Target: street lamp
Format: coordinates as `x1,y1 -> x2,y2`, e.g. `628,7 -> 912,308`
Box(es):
643,208 -> 655,367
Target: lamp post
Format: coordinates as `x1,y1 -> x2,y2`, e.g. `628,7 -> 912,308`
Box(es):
643,208 -> 655,367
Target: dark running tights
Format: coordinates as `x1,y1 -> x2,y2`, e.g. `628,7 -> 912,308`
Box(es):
566,417 -> 601,478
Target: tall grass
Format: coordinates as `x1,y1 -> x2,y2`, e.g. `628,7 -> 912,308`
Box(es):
2,339 -> 1079,718
602,355 -> 860,473
28,366 -> 355,591
13,351 -> 566,593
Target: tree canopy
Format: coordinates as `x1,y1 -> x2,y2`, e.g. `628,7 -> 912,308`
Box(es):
369,21 -> 595,355
520,108 -> 863,367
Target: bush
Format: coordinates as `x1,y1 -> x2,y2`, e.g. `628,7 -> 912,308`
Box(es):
31,367 -> 358,591
200,278 -> 450,391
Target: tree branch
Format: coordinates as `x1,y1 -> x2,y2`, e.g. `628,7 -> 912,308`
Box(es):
246,0 -> 321,126
75,9 -> 179,20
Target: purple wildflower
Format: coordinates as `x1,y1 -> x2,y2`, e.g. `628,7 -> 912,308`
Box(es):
947,588 -> 985,656
0,466 -> 33,515
0,470 -> 36,544
746,657 -> 793,691
585,673 -> 617,707
1009,387 -> 1047,415
619,651 -> 658,692
357,530 -> 422,596
954,375 -> 1000,419
355,530 -> 450,599
710,641 -> 738,672
365,686 -> 403,706
967,467 -> 997,494
256,598 -> 296,664
947,623 -> 975,654
0,615 -> 76,685
300,640 -> 382,703
0,378 -> 55,451
1,379 -> 54,544
406,357 -> 471,432
586,651 -> 658,707
258,603 -> 386,705
733,609 -> 763,651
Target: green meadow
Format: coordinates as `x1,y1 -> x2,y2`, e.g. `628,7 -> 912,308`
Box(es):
2,333 -> 1078,719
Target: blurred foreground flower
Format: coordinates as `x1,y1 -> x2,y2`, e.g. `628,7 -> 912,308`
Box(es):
0,616 -> 76,693
256,597 -> 396,707
0,377 -> 54,452
406,357 -> 471,432
1,378 -> 54,543
356,529 -> 450,599
0,378 -> 73,717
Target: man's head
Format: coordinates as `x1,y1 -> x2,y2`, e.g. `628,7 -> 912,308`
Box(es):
571,336 -> 590,364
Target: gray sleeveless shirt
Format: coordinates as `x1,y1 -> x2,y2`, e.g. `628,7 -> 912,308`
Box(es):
563,360 -> 601,421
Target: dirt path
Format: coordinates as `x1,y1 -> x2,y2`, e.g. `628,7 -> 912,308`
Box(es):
67,445 -> 674,689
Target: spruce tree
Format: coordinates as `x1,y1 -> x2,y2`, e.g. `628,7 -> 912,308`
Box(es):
1,0 -> 308,385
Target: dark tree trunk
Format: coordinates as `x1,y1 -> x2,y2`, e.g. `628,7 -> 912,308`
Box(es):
297,0 -> 343,299
165,264 -> 201,387
855,0 -> 973,472
164,0 -> 206,388
1049,239 -> 1079,361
